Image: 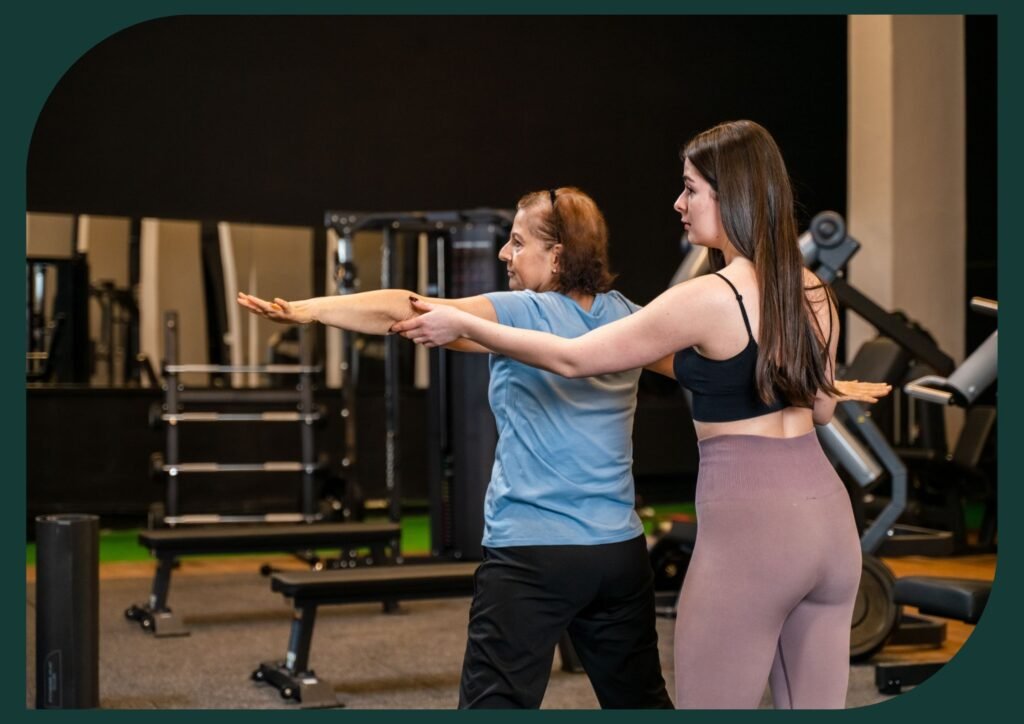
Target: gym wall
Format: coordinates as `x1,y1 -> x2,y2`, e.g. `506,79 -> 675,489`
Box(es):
27,15 -> 850,307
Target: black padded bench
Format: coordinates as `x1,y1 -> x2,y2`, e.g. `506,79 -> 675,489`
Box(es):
253,561 -> 479,708
875,576 -> 992,694
125,522 -> 401,636
256,561 -> 479,708
270,561 -> 479,604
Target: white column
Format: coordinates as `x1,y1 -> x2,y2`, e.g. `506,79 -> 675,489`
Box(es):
848,14 -> 966,442
848,14 -> 965,362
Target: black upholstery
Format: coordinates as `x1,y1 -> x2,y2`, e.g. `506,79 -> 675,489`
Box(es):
893,576 -> 991,624
139,522 -> 399,555
272,562 -> 479,604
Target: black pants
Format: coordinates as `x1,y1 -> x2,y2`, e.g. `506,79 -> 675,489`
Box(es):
458,535 -> 673,709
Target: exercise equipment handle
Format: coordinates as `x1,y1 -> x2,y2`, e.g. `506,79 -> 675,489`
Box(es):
903,376 -> 955,406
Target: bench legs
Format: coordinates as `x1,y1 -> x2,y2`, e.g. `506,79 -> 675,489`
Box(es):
875,661 -> 945,694
253,604 -> 340,708
126,538 -> 402,637
125,555 -> 189,637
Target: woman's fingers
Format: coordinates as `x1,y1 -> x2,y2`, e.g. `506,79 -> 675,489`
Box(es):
237,292 -> 287,320
237,293 -> 268,314
391,316 -> 423,334
399,329 -> 432,347
247,294 -> 273,313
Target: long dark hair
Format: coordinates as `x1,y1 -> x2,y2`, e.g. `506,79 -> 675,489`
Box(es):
682,120 -> 838,406
517,187 -> 616,296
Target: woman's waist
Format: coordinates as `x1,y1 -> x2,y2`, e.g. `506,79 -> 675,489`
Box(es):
488,469 -> 636,509
483,496 -> 642,545
494,443 -> 634,482
693,406 -> 814,441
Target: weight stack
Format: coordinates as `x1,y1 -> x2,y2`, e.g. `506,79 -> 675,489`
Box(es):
35,514 -> 99,709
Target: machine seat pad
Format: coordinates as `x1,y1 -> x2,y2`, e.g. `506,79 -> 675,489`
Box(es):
893,576 -> 991,624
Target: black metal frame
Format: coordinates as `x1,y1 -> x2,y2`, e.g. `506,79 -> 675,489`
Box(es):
323,209 -> 513,559
157,310 -> 323,525
26,254 -> 91,383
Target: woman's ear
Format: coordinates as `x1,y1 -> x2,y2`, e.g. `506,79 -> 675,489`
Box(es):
551,243 -> 564,273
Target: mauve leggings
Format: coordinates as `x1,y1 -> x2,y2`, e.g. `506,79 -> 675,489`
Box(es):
673,431 -> 862,709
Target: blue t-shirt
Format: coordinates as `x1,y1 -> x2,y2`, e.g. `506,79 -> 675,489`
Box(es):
481,289 -> 645,547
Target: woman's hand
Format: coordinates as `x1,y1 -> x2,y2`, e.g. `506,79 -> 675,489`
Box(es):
834,379 -> 892,404
237,292 -> 316,324
391,298 -> 471,347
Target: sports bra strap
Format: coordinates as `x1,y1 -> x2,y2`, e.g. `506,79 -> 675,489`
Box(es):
712,272 -> 754,340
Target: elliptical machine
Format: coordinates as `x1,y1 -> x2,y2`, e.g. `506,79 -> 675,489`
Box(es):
873,297 -> 997,693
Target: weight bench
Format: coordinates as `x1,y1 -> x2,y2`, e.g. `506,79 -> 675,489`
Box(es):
253,561 -> 479,708
125,522 -> 401,636
875,576 -> 991,694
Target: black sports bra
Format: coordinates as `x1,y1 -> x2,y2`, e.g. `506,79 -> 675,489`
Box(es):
673,273 -> 789,423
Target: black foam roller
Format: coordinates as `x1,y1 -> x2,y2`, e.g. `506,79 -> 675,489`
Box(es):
35,514 -> 99,709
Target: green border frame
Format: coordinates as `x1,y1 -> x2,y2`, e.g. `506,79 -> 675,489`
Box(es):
6,1 -> 1019,721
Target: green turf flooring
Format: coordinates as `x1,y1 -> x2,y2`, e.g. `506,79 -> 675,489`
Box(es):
25,505 -> 700,565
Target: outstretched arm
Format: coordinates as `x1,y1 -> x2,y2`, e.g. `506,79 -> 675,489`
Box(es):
392,281 -> 893,400
237,290 -> 496,353
386,276 -> 894,398
393,277 -> 721,377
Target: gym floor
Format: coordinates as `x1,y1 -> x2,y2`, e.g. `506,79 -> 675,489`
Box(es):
25,536 -> 995,709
